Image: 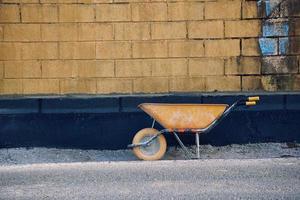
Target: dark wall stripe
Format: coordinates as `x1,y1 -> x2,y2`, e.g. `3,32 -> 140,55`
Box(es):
0,92 -> 299,149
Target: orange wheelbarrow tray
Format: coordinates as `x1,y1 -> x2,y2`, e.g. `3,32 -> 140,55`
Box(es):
128,96 -> 260,160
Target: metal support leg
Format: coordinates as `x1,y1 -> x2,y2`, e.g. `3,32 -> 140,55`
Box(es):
151,119 -> 155,128
173,132 -> 193,159
195,133 -> 200,159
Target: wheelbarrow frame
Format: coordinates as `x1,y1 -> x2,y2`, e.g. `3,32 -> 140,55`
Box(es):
128,97 -> 259,159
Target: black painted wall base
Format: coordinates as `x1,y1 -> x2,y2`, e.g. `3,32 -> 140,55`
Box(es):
0,92 -> 299,149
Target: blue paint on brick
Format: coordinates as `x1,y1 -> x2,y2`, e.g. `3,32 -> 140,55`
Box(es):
259,38 -> 278,55
279,37 -> 289,55
258,0 -> 280,17
262,21 -> 289,37
257,0 -> 290,57
266,1 -> 272,16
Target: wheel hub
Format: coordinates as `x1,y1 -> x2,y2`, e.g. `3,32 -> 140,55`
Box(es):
139,135 -> 160,156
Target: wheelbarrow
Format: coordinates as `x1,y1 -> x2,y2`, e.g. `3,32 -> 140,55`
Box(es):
128,96 -> 260,160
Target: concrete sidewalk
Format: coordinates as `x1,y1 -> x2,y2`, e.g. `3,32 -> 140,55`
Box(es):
0,158 -> 299,200
0,143 -> 299,199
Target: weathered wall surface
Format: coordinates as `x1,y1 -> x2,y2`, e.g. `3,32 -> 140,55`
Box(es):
0,0 -> 299,95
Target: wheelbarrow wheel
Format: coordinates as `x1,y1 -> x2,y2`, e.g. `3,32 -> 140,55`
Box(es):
132,128 -> 167,161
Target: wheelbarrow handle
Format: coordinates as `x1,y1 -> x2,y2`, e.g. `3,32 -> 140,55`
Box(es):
245,101 -> 256,106
248,96 -> 260,101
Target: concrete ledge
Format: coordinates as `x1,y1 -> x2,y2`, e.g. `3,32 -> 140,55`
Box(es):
0,99 -> 39,114
120,95 -> 202,112
41,98 -> 120,113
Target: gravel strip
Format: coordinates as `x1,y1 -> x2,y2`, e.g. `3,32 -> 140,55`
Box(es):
0,142 -> 299,166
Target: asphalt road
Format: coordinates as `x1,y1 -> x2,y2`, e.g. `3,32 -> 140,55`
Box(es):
0,158 -> 299,200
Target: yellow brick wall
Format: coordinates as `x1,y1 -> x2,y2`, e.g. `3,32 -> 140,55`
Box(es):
0,0 -> 299,95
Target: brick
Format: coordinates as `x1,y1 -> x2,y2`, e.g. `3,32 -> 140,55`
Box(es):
261,56 -> 298,74
132,41 -> 167,58
60,79 -> 96,94
261,75 -> 290,91
60,42 -> 95,59
168,2 -> 204,21
225,57 -> 261,75
168,40 -> 204,57
169,78 -> 205,92
60,0 -> 82,4
242,38 -> 260,56
0,43 -> 22,60
4,61 -> 41,78
0,5 -> 20,23
282,0 -> 300,17
115,60 -> 151,77
286,37 -> 300,55
205,1 -> 241,19
298,56 -> 300,73
97,78 -> 132,94
151,22 -> 186,39
242,76 -> 262,91
225,20 -> 261,38
290,19 -> 300,36
261,38 -> 279,55
113,0 -> 145,3
58,0 -> 77,3
0,26 -> 3,41
23,79 -> 60,94
151,59 -> 187,77
22,4 -> 58,23
293,75 -> 300,90
1,79 -> 23,94
262,20 -> 289,37
188,21 -> 223,39
40,0 -> 57,3
59,5 -> 94,22
114,23 -> 150,40
189,58 -> 224,76
205,39 -> 240,57
2,0 -> 20,3
133,78 -> 168,93
96,42 -> 131,59
78,23 -> 113,41
41,24 -> 77,41
96,4 -> 131,22
242,1 -> 259,19
247,75 -> 300,92
22,43 -> 58,59
78,60 -> 115,78
0,80 -> 3,93
132,3 -> 167,21
0,62 -> 3,78
42,60 -> 78,78
21,0 -> 39,3
278,37 -> 287,55
206,76 -> 241,92
79,0 -> 111,3
4,24 -> 41,42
